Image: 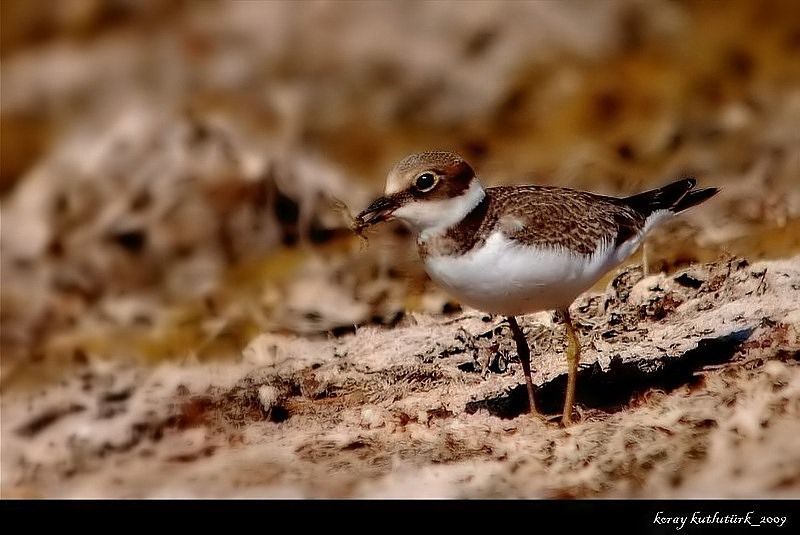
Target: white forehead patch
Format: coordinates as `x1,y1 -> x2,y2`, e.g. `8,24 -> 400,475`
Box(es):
384,170 -> 410,195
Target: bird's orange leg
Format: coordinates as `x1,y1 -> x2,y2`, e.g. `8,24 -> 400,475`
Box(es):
559,308 -> 581,426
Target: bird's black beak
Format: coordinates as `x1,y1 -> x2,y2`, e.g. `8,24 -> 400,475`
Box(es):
355,195 -> 399,228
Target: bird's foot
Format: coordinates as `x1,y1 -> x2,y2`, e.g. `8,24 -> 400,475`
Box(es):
559,405 -> 586,427
520,406 -> 549,425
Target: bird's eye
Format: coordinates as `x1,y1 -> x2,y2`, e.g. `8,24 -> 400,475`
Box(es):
415,173 -> 438,192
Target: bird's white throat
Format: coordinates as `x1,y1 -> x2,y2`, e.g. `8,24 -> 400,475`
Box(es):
392,179 -> 485,238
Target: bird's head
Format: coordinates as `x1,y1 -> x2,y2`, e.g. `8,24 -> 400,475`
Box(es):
356,151 -> 485,234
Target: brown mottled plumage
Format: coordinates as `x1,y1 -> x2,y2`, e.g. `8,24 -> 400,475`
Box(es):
419,185 -> 646,259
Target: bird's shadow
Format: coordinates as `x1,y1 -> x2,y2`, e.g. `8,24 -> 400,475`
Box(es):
464,328 -> 755,419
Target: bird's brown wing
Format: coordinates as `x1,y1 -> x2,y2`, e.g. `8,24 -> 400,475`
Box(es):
488,185 -> 646,255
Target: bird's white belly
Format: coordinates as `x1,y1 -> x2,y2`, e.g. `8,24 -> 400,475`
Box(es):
424,231 -> 638,316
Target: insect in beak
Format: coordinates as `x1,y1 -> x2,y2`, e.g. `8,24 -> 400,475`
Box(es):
355,195 -> 399,229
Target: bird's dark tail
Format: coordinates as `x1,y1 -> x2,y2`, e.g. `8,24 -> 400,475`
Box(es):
621,177 -> 719,217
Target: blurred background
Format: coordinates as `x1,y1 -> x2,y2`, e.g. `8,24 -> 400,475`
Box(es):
2,0 -> 799,386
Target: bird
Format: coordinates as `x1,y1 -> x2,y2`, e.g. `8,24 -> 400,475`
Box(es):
355,151 -> 718,425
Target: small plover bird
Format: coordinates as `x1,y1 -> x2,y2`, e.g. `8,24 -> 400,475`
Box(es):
356,151 -> 718,425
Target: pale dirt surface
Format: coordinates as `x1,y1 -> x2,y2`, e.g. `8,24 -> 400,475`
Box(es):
2,0 -> 800,499
3,256 -> 799,498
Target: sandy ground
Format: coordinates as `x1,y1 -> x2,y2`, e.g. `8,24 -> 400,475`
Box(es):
2,0 -> 800,499
3,255 -> 798,498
